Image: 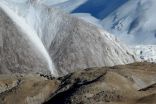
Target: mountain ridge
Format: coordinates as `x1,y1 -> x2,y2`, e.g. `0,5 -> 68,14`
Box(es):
0,62 -> 156,104
0,0 -> 138,76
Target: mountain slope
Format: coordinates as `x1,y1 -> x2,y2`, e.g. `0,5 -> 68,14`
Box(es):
24,1 -> 138,75
49,17 -> 138,75
1,62 -> 156,104
54,0 -> 156,63
102,0 -> 156,45
1,0 -> 138,76
0,3 -> 53,75
53,0 -> 156,45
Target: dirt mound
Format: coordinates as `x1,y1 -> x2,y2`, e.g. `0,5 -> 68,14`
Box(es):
1,62 -> 156,104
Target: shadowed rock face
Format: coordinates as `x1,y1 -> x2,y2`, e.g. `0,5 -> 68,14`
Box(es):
0,62 -> 156,104
0,8 -> 51,74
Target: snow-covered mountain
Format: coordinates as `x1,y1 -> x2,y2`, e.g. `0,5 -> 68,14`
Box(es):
102,0 -> 156,45
0,0 -> 138,76
52,0 -> 156,63
51,0 -> 126,28
53,0 -> 156,45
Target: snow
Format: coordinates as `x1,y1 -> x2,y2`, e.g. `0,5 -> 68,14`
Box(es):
53,0 -> 87,12
42,0 -> 69,5
101,0 -> 156,45
133,45 -> 156,62
72,13 -> 103,28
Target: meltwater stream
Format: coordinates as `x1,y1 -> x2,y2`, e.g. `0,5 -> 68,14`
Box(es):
0,2 -> 58,77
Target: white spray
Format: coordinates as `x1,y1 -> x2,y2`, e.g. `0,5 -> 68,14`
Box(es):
0,2 -> 58,77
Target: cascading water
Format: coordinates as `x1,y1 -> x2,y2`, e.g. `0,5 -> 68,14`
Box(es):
0,1 -> 58,77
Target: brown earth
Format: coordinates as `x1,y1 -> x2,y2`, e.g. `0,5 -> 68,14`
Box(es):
1,62 -> 156,104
